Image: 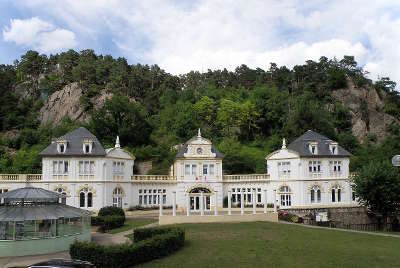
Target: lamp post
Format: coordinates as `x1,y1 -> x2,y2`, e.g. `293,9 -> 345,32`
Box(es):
264,189 -> 267,214
228,190 -> 232,215
172,191 -> 176,216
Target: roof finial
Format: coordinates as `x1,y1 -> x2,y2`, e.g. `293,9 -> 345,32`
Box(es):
115,136 -> 120,148
282,138 -> 286,149
197,128 -> 201,138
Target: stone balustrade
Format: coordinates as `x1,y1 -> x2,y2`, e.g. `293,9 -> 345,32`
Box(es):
222,174 -> 269,181
131,175 -> 176,182
0,174 -> 42,181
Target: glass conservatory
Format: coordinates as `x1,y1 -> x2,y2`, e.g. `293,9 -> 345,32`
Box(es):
0,187 -> 91,257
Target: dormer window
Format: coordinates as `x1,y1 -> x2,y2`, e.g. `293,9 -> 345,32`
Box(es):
57,140 -> 67,154
329,143 -> 338,155
309,142 -> 318,155
83,139 -> 93,154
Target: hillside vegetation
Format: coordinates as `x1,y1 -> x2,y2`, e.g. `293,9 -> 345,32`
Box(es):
0,50 -> 400,174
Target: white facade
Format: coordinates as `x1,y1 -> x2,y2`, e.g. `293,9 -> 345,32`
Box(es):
0,129 -> 358,212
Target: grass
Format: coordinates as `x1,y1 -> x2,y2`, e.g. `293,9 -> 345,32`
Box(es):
136,221 -> 400,268
106,218 -> 155,234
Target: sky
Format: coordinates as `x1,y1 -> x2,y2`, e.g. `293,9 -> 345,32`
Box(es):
1,0 -> 400,85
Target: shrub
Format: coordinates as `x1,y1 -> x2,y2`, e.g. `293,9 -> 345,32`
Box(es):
91,216 -> 103,226
133,227 -> 182,243
99,206 -> 125,219
278,211 -> 303,223
70,227 -> 185,268
101,215 -> 125,231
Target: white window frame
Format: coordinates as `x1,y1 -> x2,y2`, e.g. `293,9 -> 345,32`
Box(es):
52,160 -> 69,175
78,160 -> 95,175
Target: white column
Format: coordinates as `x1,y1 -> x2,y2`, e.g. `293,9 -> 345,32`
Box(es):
214,191 -> 218,216
240,191 -> 244,215
172,191 -> 176,216
187,194 -> 190,216
264,189 -> 267,214
252,189 -> 256,214
273,189 -> 277,213
228,190 -> 232,215
200,191 -> 204,216
159,193 -> 163,216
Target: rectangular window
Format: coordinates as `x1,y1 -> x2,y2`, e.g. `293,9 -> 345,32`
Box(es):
149,195 -> 152,205
185,164 -> 190,175
79,161 -> 95,175
144,195 -> 147,205
53,161 -> 69,174
309,161 -> 322,173
139,196 -> 142,205
203,164 -> 208,175
257,193 -> 261,203
209,164 -> 215,175
192,164 -> 197,175
163,195 -> 166,205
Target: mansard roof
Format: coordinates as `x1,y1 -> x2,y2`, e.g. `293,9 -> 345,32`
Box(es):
175,135 -> 224,159
287,130 -> 351,157
39,127 -> 106,157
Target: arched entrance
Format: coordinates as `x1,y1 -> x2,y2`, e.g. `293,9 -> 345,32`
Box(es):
188,187 -> 212,212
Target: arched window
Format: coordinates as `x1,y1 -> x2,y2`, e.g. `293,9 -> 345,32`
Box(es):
80,192 -> 85,208
79,187 -> 93,208
311,186 -> 321,203
87,192 -> 93,208
112,187 -> 123,208
331,185 -> 342,203
279,186 -> 292,207
55,187 -> 67,204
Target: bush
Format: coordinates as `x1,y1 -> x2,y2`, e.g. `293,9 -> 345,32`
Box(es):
101,215 -> 125,231
133,227 -> 182,243
278,211 -> 303,223
91,216 -> 103,226
70,227 -> 185,268
99,206 -> 125,220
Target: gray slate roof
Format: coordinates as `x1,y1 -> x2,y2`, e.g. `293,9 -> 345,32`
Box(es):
0,187 -> 64,202
287,130 -> 351,157
175,136 -> 224,159
39,127 -> 106,157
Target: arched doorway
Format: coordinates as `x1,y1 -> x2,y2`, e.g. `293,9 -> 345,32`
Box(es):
189,187 -> 212,212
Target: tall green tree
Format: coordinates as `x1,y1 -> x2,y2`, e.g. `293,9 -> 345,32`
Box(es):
352,161 -> 400,224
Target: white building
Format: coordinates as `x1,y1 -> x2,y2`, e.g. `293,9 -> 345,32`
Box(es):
0,128 -> 358,212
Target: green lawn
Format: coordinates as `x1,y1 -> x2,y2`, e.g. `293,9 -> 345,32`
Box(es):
137,221 -> 400,268
106,218 -> 155,234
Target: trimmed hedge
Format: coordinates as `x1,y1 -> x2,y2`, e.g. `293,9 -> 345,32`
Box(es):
70,227 -> 185,268
133,226 -> 182,243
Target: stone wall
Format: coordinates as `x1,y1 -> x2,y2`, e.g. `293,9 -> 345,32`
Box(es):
285,206 -> 377,225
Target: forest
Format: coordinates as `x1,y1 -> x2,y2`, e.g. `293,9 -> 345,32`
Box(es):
0,49 -> 400,175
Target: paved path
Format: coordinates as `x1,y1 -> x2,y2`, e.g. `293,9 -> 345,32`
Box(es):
279,221 -> 400,238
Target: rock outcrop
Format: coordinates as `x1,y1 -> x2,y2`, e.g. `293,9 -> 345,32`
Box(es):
39,82 -> 112,126
332,79 -> 398,143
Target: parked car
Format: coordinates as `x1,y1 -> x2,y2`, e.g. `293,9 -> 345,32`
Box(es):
28,258 -> 94,268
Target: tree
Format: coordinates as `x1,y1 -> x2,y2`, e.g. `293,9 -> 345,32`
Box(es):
90,95 -> 152,147
352,161 -> 400,226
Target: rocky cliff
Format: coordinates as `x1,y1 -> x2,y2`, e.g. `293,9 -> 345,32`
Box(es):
332,79 -> 398,143
39,82 -> 112,126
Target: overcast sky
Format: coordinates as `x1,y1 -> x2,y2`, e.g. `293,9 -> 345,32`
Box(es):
1,0 -> 400,85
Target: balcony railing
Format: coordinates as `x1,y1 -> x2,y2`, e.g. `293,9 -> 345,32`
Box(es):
131,175 -> 176,182
0,174 -> 42,181
222,174 -> 270,181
